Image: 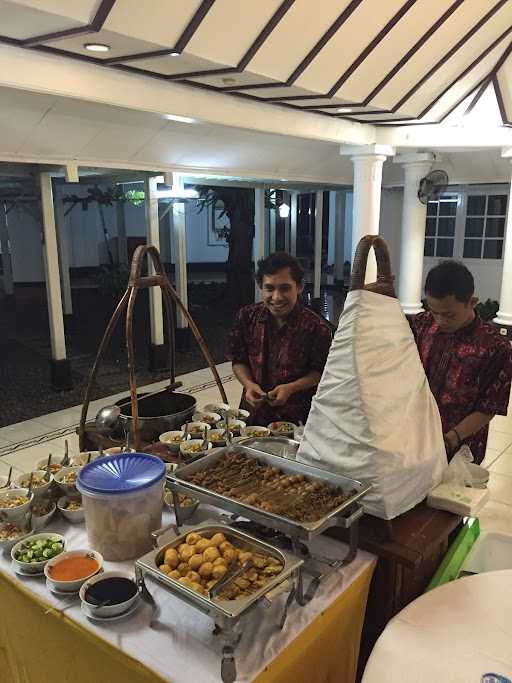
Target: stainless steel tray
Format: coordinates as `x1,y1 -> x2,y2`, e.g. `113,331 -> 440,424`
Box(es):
237,436 -> 300,459
135,522 -> 302,624
167,445 -> 371,542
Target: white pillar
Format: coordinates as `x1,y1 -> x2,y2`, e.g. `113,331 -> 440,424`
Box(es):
290,192 -> 298,257
394,153 -> 434,315
172,200 -> 188,328
254,187 -> 265,302
54,192 -> 73,316
40,173 -> 66,361
0,203 -> 13,295
334,192 -> 345,282
314,191 -> 323,298
144,176 -> 165,345
269,198 -> 276,253
340,144 -> 394,283
494,162 -> 512,327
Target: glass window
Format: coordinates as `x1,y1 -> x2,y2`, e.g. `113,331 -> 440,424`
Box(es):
467,195 -> 486,215
483,240 -> 503,259
424,194 -> 458,258
464,193 -> 506,259
463,240 -> 482,258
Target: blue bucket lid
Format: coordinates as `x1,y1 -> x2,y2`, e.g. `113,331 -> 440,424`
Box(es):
77,453 -> 165,495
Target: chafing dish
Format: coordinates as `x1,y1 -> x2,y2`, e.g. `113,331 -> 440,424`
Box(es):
167,445 -> 370,543
237,436 -> 300,459
135,522 -> 303,683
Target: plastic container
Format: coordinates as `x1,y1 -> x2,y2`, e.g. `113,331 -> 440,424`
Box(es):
461,531 -> 512,574
77,453 -> 165,561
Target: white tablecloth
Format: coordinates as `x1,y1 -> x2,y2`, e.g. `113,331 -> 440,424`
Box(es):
362,569 -> 512,683
1,505 -> 375,683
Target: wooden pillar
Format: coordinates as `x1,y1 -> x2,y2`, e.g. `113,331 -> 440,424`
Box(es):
40,173 -> 72,389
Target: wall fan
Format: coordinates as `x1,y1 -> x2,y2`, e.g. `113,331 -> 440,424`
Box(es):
417,170 -> 449,204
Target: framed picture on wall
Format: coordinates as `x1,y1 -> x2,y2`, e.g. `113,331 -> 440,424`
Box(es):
207,203 -> 230,246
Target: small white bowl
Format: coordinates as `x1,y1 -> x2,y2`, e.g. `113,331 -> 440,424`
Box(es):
70,451 -> 102,466
192,411 -> 221,426
36,458 -> 64,475
240,426 -> 271,439
80,571 -> 138,617
216,418 -> 246,435
208,428 -> 233,447
203,402 -> 232,416
179,439 -> 212,459
0,476 -> 9,489
159,430 -> 191,453
57,496 -> 84,523
267,421 -> 297,438
181,421 -> 211,439
237,409 -> 250,421
14,470 -> 53,499
0,522 -> 33,553
0,488 -> 33,522
32,500 -> 57,531
11,532 -> 65,574
53,466 -> 81,495
45,549 -> 103,593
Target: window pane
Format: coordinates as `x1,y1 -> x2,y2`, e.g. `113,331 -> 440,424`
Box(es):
439,199 -> 457,216
424,238 -> 435,257
437,217 -> 455,236
465,217 -> 484,237
487,195 -> 507,216
427,201 -> 438,216
426,217 -> 436,236
463,239 -> 482,258
483,239 -> 503,259
467,195 -> 486,215
436,239 -> 454,257
485,217 -> 505,238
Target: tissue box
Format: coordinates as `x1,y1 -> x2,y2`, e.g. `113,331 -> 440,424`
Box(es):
427,482 -> 489,517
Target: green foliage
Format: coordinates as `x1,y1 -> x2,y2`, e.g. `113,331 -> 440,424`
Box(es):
62,185 -> 145,215
96,264 -> 130,301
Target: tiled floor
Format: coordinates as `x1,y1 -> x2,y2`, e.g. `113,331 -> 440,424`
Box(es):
2,369 -> 512,539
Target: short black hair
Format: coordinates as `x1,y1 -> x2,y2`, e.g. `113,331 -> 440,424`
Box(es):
255,252 -> 304,287
425,260 -> 474,302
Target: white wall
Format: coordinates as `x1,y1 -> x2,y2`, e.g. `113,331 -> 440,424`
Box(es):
378,185 -> 507,303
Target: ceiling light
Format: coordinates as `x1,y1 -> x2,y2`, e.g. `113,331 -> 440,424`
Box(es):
157,188 -> 199,199
337,107 -> 353,113
84,43 -> 110,52
165,113 -> 197,124
280,178 -> 287,182
170,52 -> 179,56
278,203 -> 290,219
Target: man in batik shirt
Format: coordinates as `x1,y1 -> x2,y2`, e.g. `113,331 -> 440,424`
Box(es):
226,252 -> 332,426
410,261 -> 512,464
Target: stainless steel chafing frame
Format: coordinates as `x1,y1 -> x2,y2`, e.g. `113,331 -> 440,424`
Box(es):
167,445 -> 371,543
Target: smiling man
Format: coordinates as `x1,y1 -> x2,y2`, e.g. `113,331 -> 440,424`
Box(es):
411,260 -> 512,464
226,252 -> 332,426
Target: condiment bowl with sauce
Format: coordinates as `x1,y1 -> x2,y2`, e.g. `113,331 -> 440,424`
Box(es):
79,571 -> 138,617
57,495 -> 84,523
45,549 -> 102,593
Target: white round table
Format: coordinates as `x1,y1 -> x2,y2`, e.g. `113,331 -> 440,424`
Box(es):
363,570 -> 512,683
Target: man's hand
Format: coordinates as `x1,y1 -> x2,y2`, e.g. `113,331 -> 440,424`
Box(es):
267,384 -> 294,407
245,382 -> 267,407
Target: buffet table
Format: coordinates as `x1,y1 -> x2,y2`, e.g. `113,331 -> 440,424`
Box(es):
0,508 -> 376,683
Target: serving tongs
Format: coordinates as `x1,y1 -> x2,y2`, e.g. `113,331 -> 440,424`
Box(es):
208,559 -> 253,601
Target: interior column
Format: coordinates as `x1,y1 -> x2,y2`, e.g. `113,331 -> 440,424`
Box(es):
54,188 -> 73,321
172,197 -> 190,347
334,191 -> 346,283
394,153 -> 434,315
40,172 -> 72,390
341,144 -> 393,283
144,176 -> 168,369
290,191 -> 298,257
314,190 -> 323,299
494,160 -> 512,337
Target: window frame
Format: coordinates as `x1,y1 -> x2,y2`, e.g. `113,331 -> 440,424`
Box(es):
462,190 -> 507,261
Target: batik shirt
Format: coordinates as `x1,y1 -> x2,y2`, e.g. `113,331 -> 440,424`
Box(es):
226,303 -> 332,426
410,312 -> 512,463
